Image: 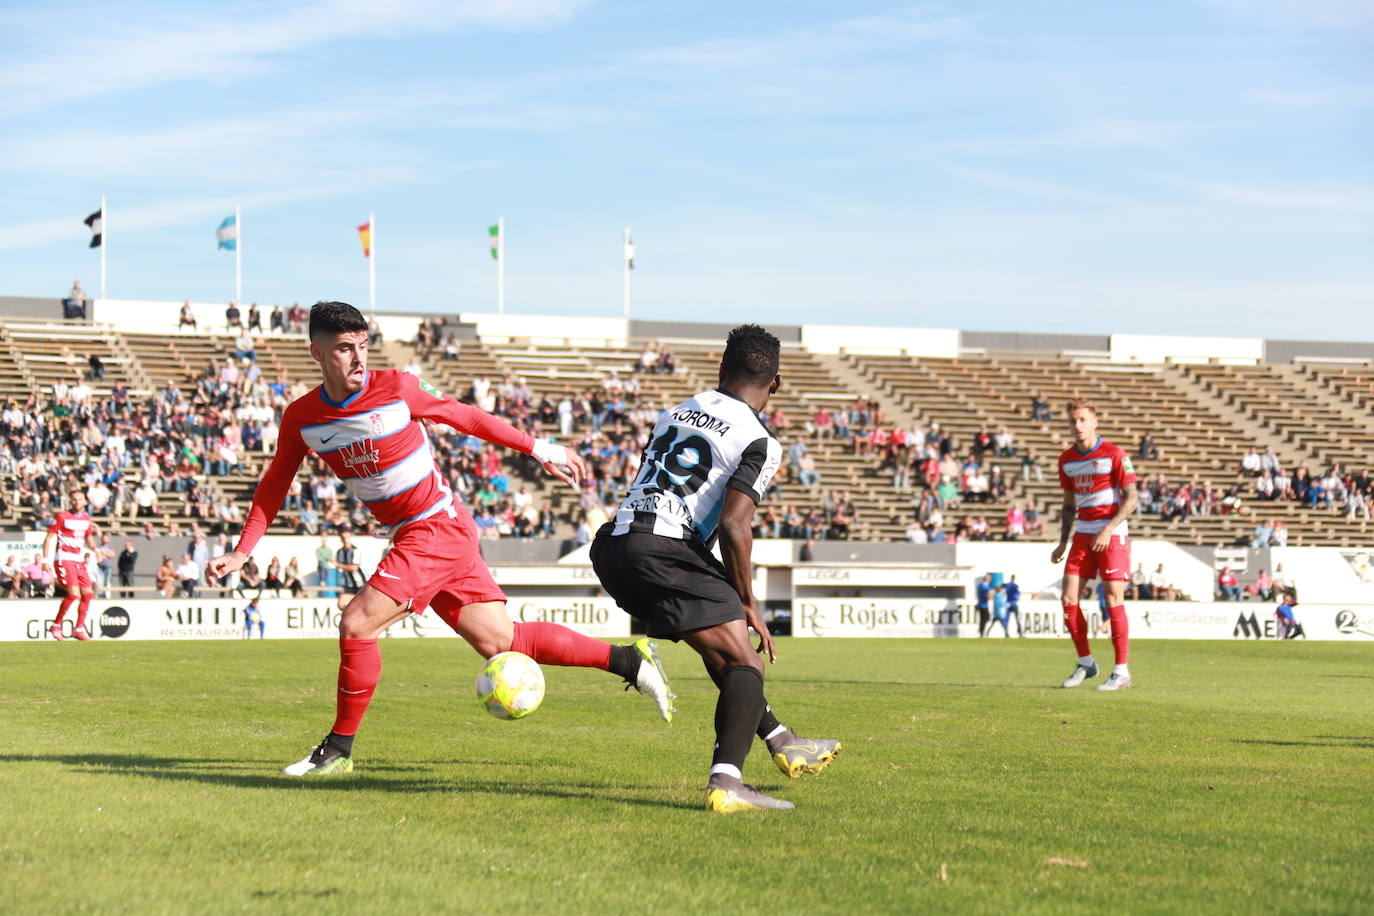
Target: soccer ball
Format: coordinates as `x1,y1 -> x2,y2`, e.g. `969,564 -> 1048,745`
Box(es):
475,651 -> 545,720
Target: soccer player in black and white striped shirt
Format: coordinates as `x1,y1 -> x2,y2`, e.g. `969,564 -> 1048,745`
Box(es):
592,324 -> 840,813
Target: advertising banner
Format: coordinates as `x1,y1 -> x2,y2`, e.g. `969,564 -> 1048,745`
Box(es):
790,599 -> 1374,641
1,596 -> 630,642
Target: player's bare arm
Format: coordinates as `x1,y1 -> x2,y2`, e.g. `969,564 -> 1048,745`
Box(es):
1091,481 -> 1139,552
718,487 -> 776,664
1050,491 -> 1076,564
41,531 -> 55,568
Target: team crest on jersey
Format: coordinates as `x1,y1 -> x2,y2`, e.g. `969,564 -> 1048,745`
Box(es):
1074,473 -> 1095,493
369,411 -> 385,436
339,438 -> 381,477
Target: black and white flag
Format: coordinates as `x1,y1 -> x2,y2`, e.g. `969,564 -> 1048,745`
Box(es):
84,209 -> 102,248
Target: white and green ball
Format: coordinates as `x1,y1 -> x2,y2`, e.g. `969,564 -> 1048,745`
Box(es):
475,651 -> 545,720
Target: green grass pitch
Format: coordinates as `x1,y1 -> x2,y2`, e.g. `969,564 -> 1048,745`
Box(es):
3,637 -> 1371,913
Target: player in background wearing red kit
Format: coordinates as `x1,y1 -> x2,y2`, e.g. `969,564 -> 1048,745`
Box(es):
44,488 -> 99,641
1050,399 -> 1139,691
207,302 -> 674,776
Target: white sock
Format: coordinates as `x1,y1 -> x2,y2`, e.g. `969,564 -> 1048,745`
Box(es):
710,763 -> 741,780
1113,664 -> 1130,677
763,724 -> 786,742
1078,655 -> 1095,667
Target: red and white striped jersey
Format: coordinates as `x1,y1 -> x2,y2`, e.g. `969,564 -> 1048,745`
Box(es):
235,369 -> 534,555
48,511 -> 95,561
1057,438 -> 1137,535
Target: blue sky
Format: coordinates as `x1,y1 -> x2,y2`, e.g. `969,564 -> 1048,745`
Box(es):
1,0 -> 1370,338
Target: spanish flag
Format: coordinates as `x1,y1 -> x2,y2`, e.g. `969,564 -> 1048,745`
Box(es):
357,220 -> 371,258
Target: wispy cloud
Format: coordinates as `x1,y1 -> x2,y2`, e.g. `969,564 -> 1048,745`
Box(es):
632,6 -> 973,70
1197,181 -> 1374,215
935,120 -> 1198,159
0,0 -> 590,117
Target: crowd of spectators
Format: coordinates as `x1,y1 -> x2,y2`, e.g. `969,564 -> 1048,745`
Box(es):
1237,447 -> 1371,520
6,302 -> 1371,569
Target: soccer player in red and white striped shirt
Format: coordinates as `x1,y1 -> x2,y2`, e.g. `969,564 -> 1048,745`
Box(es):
207,302 -> 674,777
1050,399 -> 1139,690
44,489 -> 100,641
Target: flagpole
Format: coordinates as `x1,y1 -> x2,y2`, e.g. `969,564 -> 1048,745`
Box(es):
498,216 -> 505,315
234,204 -> 242,305
368,211 -> 377,316
623,225 -> 631,319
99,195 -> 107,299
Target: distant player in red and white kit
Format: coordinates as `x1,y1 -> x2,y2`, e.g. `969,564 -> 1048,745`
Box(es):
1050,399 -> 1139,691
44,488 -> 100,641
207,302 -> 674,776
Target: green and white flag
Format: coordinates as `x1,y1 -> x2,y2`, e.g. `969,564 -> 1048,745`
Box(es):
488,224 -> 500,260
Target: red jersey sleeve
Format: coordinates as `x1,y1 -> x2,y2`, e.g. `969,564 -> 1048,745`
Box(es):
1112,447 -> 1138,489
47,512 -> 64,536
401,373 -> 534,454
1057,454 -> 1072,492
234,408 -> 310,556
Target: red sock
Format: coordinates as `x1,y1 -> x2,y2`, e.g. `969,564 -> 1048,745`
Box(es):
332,638 -> 381,737
75,593 -> 92,629
511,621 -> 611,669
1107,605 -> 1129,665
54,592 -> 78,624
1062,603 -> 1091,658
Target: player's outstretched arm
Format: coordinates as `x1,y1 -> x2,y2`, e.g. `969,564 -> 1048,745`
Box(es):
402,374 -> 583,486
718,488 -> 776,664
226,416 -> 309,563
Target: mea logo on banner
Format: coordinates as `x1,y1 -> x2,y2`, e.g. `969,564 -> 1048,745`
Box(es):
1233,611 -> 1273,639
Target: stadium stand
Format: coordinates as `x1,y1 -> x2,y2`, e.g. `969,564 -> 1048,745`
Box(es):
0,315 -> 1369,550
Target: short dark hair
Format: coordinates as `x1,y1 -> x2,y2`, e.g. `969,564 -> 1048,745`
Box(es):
719,324 -> 780,388
308,301 -> 368,341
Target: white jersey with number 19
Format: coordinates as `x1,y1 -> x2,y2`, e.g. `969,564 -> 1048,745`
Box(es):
609,388 -> 782,547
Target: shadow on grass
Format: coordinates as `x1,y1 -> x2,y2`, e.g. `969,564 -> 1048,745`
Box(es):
0,753 -> 701,810
1233,739 -> 1374,749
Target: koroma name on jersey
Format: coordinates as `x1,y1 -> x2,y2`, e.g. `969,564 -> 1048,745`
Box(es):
235,370 -> 534,555
611,388 -> 781,546
1057,438 -> 1137,535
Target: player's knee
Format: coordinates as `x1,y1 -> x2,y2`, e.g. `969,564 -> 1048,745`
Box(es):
339,608 -> 373,639
719,651 -> 765,677
467,631 -> 511,659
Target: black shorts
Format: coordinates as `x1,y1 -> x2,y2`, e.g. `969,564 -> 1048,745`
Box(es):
590,528 -> 745,640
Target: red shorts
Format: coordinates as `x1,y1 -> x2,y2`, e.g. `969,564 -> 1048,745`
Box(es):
55,560 -> 90,591
368,509 -> 505,617
1064,531 -> 1130,582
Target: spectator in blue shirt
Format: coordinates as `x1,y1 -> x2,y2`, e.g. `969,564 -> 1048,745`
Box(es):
975,574 -> 994,637
1003,575 -> 1023,637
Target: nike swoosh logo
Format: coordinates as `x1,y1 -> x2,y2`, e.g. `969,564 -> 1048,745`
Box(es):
321,433 -> 338,443
376,570 -> 401,580
339,688 -> 368,695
